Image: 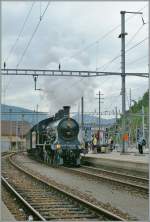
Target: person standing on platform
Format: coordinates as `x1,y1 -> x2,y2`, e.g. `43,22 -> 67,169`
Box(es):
58,63 -> 61,70
4,61 -> 6,70
109,137 -> 114,151
85,141 -> 88,154
92,136 -> 97,153
138,137 -> 146,154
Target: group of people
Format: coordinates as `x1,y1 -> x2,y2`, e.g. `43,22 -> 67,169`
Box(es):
84,135 -> 115,153
84,135 -> 146,155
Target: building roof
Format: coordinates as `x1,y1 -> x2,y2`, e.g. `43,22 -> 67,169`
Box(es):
1,120 -> 31,136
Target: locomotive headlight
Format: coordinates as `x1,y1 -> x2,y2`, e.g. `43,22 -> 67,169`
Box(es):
56,144 -> 61,149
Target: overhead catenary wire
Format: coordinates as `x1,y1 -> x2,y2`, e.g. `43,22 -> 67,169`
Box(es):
126,54 -> 148,66
96,17 -> 148,72
96,34 -> 148,72
5,2 -> 36,64
60,4 -> 148,75
96,53 -> 121,71
3,2 -> 36,105
16,1 -> 51,68
61,4 -> 148,65
40,1 -> 42,20
95,41 -> 99,71
126,36 -> 148,53
126,24 -> 145,47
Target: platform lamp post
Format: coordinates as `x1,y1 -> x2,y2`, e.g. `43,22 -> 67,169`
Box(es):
118,10 -> 143,154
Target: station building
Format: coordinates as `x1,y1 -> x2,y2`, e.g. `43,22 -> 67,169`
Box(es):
1,120 -> 31,151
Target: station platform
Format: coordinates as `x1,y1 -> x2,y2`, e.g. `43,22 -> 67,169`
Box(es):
81,150 -> 149,173
1,202 -> 16,221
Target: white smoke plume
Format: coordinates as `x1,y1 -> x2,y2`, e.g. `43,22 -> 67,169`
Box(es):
42,76 -> 99,114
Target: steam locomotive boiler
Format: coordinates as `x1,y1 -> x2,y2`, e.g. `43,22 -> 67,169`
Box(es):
27,106 -> 81,166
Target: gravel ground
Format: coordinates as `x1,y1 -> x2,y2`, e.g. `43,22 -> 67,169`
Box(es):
13,153 -> 149,221
2,185 -> 28,221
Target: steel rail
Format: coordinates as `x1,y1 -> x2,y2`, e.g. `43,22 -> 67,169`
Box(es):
1,151 -> 16,157
7,154 -> 125,221
82,165 -> 149,181
1,176 -> 46,221
62,166 -> 148,192
1,68 -> 148,78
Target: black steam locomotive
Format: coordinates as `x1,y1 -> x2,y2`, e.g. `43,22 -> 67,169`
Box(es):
27,106 -> 81,166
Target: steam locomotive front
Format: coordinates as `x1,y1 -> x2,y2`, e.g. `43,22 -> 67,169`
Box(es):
57,117 -> 79,143
56,107 -> 80,166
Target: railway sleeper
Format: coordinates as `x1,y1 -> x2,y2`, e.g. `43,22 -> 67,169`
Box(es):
42,214 -> 100,219
30,203 -> 76,207
33,206 -> 83,210
24,199 -> 74,204
38,208 -> 88,213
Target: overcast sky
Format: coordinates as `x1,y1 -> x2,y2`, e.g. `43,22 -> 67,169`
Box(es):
2,1 -> 149,117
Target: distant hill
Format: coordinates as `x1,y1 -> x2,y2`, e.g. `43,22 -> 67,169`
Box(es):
73,113 -> 116,127
1,104 -> 116,127
1,104 -> 48,126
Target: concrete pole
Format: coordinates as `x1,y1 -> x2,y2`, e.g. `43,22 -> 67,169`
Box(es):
129,88 -> 132,109
81,97 -> 84,130
78,102 -> 80,124
36,104 -> 39,144
119,10 -> 143,152
96,91 -> 104,144
129,88 -> 132,146
16,115 -> 18,150
22,114 -> 24,150
9,108 -> 12,150
142,106 -> 145,138
120,11 -> 126,153
98,91 -> 101,136
115,106 -> 118,123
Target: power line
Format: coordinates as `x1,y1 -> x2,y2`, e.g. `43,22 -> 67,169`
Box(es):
126,54 -> 148,66
5,2 -> 36,63
16,1 -> 51,68
126,37 -> 148,53
61,4 -> 148,65
96,35 -> 148,72
63,25 -> 121,62
3,3 -> 36,104
96,19 -> 147,72
96,53 -> 121,71
126,24 -> 144,47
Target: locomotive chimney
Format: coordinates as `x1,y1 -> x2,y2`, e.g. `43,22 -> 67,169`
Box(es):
63,106 -> 70,117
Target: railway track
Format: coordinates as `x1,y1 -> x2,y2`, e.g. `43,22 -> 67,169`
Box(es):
1,154 -> 124,221
63,165 -> 149,192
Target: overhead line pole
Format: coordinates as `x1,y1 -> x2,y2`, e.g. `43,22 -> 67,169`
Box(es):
96,91 -> 104,145
129,88 -> 132,109
119,10 -> 142,154
119,11 -> 127,153
81,97 -> 84,130
142,106 -> 145,138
